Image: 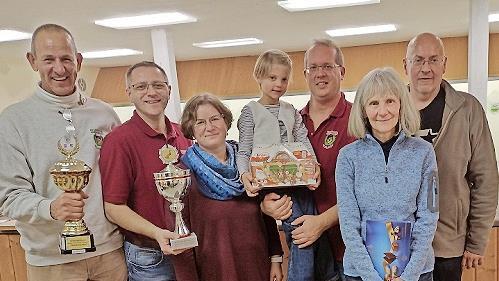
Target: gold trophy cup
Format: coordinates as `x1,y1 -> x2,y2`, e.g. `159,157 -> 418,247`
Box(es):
154,144 -> 198,250
50,134 -> 96,254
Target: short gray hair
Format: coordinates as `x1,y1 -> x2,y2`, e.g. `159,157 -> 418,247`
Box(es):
125,61 -> 168,88
30,24 -> 77,55
348,67 -> 420,139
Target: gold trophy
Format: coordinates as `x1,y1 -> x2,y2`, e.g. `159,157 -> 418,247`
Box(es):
50,134 -> 96,254
154,144 -> 198,250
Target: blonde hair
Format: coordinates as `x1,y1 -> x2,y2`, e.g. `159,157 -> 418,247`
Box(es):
181,93 -> 233,140
253,49 -> 292,81
348,67 -> 420,139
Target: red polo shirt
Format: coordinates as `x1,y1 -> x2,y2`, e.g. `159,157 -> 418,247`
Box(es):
300,92 -> 355,261
100,111 -> 192,243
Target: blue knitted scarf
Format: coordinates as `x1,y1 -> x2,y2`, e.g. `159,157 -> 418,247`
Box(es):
181,141 -> 244,201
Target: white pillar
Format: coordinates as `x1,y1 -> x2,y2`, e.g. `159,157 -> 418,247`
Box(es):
151,29 -> 182,123
468,0 -> 489,107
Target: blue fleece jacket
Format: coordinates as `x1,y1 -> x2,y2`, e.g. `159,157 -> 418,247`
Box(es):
336,132 -> 439,281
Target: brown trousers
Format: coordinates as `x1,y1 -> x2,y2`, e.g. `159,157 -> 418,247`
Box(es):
27,248 -> 127,281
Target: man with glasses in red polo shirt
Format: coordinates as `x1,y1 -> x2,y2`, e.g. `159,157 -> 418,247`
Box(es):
99,61 -> 197,281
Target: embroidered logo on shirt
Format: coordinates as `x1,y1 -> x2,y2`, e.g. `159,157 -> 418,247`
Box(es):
90,129 -> 105,149
323,130 -> 338,149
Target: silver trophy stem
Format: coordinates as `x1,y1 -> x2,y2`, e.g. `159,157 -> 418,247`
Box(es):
170,201 -> 190,237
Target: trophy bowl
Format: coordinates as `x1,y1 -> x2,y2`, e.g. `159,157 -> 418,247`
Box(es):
50,156 -> 95,254
153,144 -> 198,250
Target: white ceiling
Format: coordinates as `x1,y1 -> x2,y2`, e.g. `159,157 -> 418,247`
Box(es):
1,0 -> 498,67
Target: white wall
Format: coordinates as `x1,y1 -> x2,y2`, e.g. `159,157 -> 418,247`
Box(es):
0,57 -> 39,111
113,82 -> 499,161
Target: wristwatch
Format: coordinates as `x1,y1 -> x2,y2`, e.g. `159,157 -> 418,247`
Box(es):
270,255 -> 283,263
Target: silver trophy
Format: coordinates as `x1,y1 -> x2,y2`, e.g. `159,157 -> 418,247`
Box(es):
153,144 -> 198,250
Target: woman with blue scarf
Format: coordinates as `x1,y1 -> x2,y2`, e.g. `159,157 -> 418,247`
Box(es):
180,93 -> 283,281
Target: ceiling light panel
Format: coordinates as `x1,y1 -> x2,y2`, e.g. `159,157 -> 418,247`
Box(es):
278,0 -> 380,12
81,49 -> 143,59
193,38 -> 263,48
95,12 -> 197,29
0,29 -> 31,43
326,24 -> 396,37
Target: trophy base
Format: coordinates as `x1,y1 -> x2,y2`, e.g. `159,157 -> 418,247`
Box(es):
170,233 -> 198,250
60,232 -> 96,254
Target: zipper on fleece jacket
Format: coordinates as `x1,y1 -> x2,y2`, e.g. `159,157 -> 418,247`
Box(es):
385,166 -> 388,183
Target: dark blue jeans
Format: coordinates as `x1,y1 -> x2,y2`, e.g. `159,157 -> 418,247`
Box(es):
345,271 -> 433,281
124,241 -> 176,281
433,256 -> 463,281
279,187 -> 338,281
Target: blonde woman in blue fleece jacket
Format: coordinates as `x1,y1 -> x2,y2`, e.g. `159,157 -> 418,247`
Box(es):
336,67 -> 439,281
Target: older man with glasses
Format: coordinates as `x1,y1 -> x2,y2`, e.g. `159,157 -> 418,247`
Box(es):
404,32 -> 498,281
99,61 -> 197,281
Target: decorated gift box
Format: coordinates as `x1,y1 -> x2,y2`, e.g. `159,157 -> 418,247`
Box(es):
250,142 -> 317,188
365,220 -> 412,281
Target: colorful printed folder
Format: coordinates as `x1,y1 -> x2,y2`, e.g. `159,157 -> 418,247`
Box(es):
365,220 -> 412,281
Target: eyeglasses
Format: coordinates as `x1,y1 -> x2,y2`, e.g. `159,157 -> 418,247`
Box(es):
305,64 -> 342,74
406,57 -> 446,68
194,114 -> 225,129
129,81 -> 170,92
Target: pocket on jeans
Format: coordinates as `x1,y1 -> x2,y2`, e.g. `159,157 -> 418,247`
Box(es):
126,243 -> 164,268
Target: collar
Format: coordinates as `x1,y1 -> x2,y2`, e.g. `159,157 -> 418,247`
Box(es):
300,92 -> 348,119
440,79 -> 465,112
34,82 -> 85,108
129,110 -> 178,141
365,131 -> 406,145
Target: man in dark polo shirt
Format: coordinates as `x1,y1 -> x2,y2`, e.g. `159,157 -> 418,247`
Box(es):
99,61 -> 196,281
261,39 -> 355,280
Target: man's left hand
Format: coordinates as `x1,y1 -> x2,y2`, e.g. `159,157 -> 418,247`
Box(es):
290,214 -> 326,248
462,250 -> 484,269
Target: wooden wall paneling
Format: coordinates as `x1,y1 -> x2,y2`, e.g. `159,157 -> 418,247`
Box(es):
490,34 -> 499,77
341,41 -> 407,89
0,235 -> 15,281
9,234 -> 27,281
462,266 -> 475,281
287,52 -> 307,94
440,36 -> 468,81
91,66 -> 128,104
177,56 -> 258,100
91,34 -> 497,105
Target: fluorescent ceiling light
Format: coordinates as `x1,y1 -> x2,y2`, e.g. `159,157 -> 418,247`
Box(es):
326,24 -> 396,37
0,29 -> 31,43
278,0 -> 379,12
193,38 -> 263,48
81,49 -> 143,59
95,12 -> 197,29
490,13 -> 499,22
